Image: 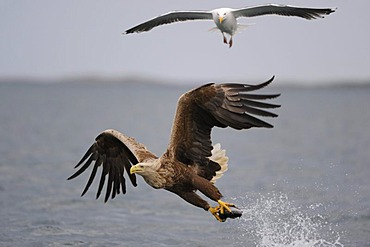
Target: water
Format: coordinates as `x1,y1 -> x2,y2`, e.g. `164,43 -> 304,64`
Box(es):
0,81 -> 369,246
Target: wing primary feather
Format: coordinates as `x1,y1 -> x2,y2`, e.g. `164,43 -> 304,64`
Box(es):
74,145 -> 94,168
242,105 -> 279,117
213,110 -> 251,130
216,107 -> 274,128
242,93 -> 281,100
226,94 -> 280,102
229,98 -> 280,109
121,146 -> 138,186
242,114 -> 274,128
112,169 -> 120,198
81,156 -> 102,197
121,171 -> 127,194
67,154 -> 96,180
225,76 -> 275,93
96,164 -> 108,200
105,169 -> 114,202
222,102 -> 278,117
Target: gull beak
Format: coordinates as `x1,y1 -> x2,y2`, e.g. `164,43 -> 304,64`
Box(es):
130,165 -> 143,174
219,16 -> 223,24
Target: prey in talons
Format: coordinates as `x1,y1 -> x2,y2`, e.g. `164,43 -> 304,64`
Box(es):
209,200 -> 242,222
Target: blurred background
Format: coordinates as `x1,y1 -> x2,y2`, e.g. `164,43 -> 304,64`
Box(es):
1,1 -> 369,246
0,0 -> 369,85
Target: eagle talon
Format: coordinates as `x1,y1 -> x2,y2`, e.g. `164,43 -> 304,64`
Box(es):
208,200 -> 237,222
209,206 -> 226,222
217,200 -> 235,214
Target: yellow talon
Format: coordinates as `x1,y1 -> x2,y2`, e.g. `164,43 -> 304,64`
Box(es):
217,200 -> 234,214
209,206 -> 225,222
208,200 -> 235,222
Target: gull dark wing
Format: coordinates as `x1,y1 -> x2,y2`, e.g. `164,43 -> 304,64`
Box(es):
168,76 -> 280,172
123,11 -> 212,34
68,129 -> 157,202
234,4 -> 336,20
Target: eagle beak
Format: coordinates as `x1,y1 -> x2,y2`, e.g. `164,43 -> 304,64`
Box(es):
219,16 -> 223,24
130,165 -> 143,174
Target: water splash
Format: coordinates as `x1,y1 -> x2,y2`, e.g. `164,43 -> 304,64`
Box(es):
227,192 -> 343,247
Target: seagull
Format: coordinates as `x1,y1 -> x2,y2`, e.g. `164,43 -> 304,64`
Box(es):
123,4 -> 336,47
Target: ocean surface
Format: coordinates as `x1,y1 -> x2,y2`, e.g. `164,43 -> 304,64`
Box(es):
0,80 -> 369,246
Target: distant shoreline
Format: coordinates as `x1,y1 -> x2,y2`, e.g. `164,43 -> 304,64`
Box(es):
0,75 -> 369,89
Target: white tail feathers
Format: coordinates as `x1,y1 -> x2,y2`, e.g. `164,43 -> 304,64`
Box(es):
208,27 -> 220,33
208,23 -> 254,35
209,143 -> 229,184
235,23 -> 255,34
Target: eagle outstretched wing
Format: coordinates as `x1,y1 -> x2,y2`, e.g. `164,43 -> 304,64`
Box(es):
167,76 -> 280,173
68,129 -> 157,202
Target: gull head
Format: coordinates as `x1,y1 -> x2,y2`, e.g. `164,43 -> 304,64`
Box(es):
213,8 -> 232,24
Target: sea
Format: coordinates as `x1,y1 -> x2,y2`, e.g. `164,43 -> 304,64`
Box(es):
0,79 -> 369,247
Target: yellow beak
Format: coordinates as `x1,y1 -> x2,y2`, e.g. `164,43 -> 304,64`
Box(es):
219,16 -> 223,24
130,165 -> 143,174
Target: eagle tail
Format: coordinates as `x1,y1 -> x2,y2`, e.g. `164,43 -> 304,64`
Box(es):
210,143 -> 229,184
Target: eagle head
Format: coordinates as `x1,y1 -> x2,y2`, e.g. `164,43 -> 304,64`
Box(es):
130,160 -> 166,189
130,162 -> 156,176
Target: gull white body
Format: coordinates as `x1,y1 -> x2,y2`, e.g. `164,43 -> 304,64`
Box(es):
212,8 -> 237,34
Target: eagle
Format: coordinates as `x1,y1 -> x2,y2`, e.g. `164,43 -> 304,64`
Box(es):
68,76 -> 280,222
123,4 -> 336,47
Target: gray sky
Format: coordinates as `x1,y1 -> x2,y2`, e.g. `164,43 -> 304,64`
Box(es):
0,0 -> 369,85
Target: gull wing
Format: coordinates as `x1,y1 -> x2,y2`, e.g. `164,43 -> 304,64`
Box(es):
68,129 -> 157,202
123,11 -> 212,34
167,76 -> 280,171
233,4 -> 335,20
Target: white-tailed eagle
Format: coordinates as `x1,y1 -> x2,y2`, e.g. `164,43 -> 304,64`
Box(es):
123,4 -> 336,47
68,76 -> 280,222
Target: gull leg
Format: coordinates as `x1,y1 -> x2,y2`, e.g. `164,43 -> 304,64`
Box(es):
222,33 -> 228,44
229,37 -> 233,48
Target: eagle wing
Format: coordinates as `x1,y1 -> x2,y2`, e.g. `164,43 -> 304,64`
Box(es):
68,129 -> 157,202
123,11 -> 212,34
167,76 -> 280,178
233,4 -> 335,20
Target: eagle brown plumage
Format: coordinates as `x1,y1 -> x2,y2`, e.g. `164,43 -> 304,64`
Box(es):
68,76 -> 280,222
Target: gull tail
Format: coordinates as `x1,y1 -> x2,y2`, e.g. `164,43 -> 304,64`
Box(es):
236,23 -> 255,34
208,27 -> 220,33
210,143 -> 229,184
